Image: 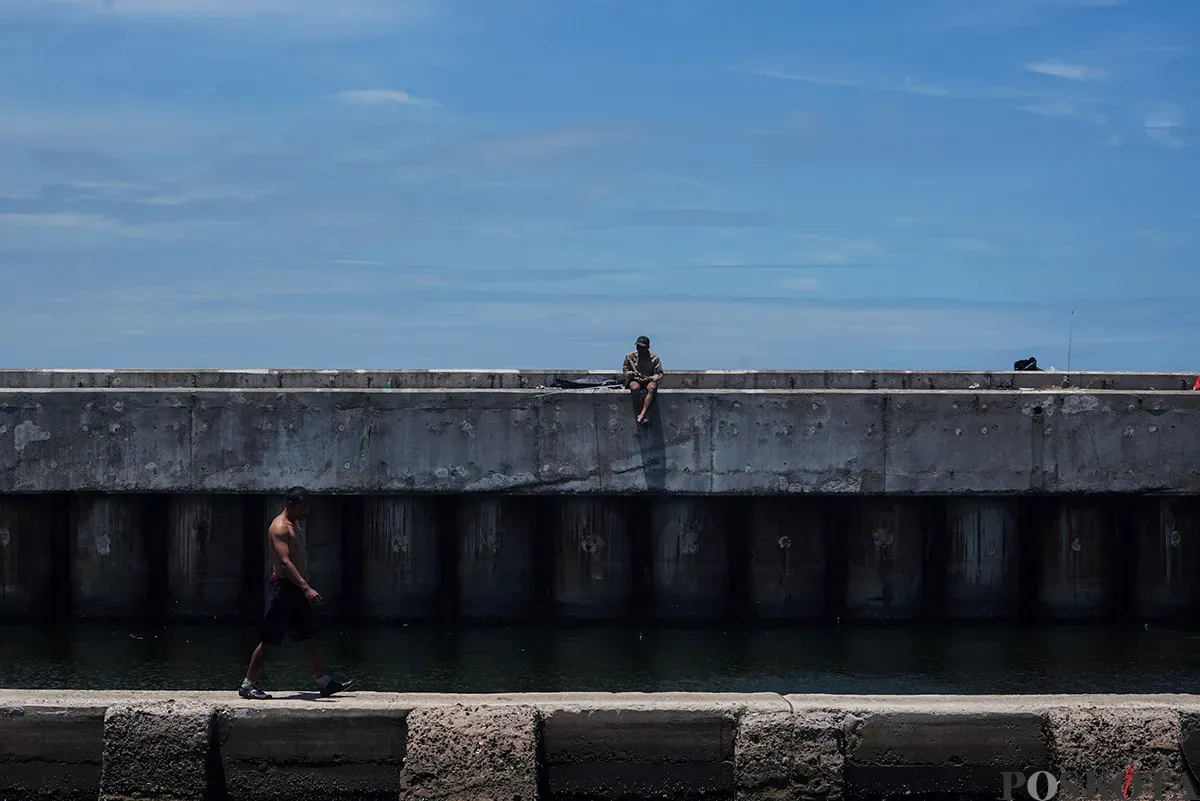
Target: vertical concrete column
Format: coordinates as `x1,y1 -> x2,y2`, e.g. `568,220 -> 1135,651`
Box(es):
0,496 -> 55,619
361,495 -> 440,620
651,497 -> 730,620
1135,497 -> 1200,621
843,498 -> 925,621
551,497 -> 633,620
943,498 -> 1020,620
458,497 -> 536,620
1037,498 -> 1114,620
261,495 -> 342,610
747,497 -> 826,620
166,494 -> 245,620
72,494 -> 147,618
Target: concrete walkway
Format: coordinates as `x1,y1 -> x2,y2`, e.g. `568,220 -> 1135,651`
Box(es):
3,690 -> 1199,799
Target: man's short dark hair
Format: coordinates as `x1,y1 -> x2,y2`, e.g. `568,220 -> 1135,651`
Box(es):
285,486 -> 309,507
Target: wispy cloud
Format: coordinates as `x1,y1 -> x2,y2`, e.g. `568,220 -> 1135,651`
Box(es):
336,89 -> 436,107
1019,100 -> 1108,125
935,237 -> 993,254
1025,60 -> 1107,80
794,234 -> 884,263
736,67 -> 956,98
1144,104 -> 1185,148
9,0 -> 436,38
0,212 -> 132,232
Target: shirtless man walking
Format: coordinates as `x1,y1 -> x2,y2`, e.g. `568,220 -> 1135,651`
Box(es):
238,487 -> 353,700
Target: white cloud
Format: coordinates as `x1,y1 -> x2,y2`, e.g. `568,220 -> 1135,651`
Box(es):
1144,105 -> 1184,148
336,89 -> 436,107
1018,100 -> 1108,125
8,0 -> 435,37
737,67 -> 956,98
935,237 -> 993,254
0,212 -> 131,232
793,234 -> 883,263
1025,60 -> 1107,80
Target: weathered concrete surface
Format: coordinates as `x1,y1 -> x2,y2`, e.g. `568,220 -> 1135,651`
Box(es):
362,495 -> 441,620
4,387 -> 1199,494
100,699 -> 214,801
0,495 -> 55,619
1048,707 -> 1186,801
843,708 -> 1048,797
167,494 -> 245,619
217,705 -> 406,800
401,704 -> 539,801
735,710 -> 845,801
0,703 -> 106,801
2,368 -> 1194,391
544,708 -> 736,798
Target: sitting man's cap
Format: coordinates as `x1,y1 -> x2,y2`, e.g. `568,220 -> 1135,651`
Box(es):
636,335 -> 651,347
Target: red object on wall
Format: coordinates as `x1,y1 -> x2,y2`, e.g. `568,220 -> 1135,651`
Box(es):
1194,376 -> 1200,391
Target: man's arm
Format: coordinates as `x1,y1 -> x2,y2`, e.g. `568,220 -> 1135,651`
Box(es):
622,352 -> 639,382
650,354 -> 664,382
270,525 -> 315,596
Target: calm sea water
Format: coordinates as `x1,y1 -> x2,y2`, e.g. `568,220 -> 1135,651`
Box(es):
2,623 -> 1199,693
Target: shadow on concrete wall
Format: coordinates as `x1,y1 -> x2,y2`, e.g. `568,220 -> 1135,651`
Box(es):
630,392 -> 667,492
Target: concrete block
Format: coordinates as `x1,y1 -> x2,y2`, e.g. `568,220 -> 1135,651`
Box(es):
401,704 -> 539,801
1048,707 -> 1185,801
735,710 -> 844,801
217,706 -> 406,801
844,710 -> 1048,797
1050,393 -> 1200,493
710,393 -> 886,494
543,708 -> 735,799
592,392 -> 714,493
100,700 -> 215,801
884,392 -> 1039,492
0,390 -> 192,492
746,498 -> 827,619
1179,711 -> 1200,790
0,495 -> 56,619
0,704 -> 106,801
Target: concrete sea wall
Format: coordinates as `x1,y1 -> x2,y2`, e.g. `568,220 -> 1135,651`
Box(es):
3,690 -> 1200,800
3,385 -> 1199,495
2,369 -> 1200,625
3,367 -> 1196,391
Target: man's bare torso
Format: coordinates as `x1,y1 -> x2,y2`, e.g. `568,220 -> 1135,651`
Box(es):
269,513 -> 307,582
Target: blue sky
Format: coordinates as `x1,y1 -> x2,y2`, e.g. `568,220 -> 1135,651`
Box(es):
1,0 -> 1197,370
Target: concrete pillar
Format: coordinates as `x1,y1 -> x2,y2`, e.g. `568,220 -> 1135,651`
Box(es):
71,495 -> 147,618
844,498 -> 925,621
458,497 -> 535,620
747,498 -> 826,620
943,498 -> 1019,620
551,498 -> 633,620
1135,497 -> 1200,621
166,494 -> 245,620
0,496 -> 55,620
261,495 -> 342,610
1038,499 -> 1113,620
651,498 -> 729,620
361,496 -> 440,621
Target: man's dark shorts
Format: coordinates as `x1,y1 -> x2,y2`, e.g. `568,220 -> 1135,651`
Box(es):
260,577 -> 318,646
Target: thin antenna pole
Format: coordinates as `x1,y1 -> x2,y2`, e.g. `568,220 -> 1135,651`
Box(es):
1067,309 -> 1075,377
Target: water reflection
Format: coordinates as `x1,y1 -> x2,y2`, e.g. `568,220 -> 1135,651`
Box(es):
1,624 -> 1198,693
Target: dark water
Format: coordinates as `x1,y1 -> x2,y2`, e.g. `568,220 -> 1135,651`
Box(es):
3,623 -> 1199,693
